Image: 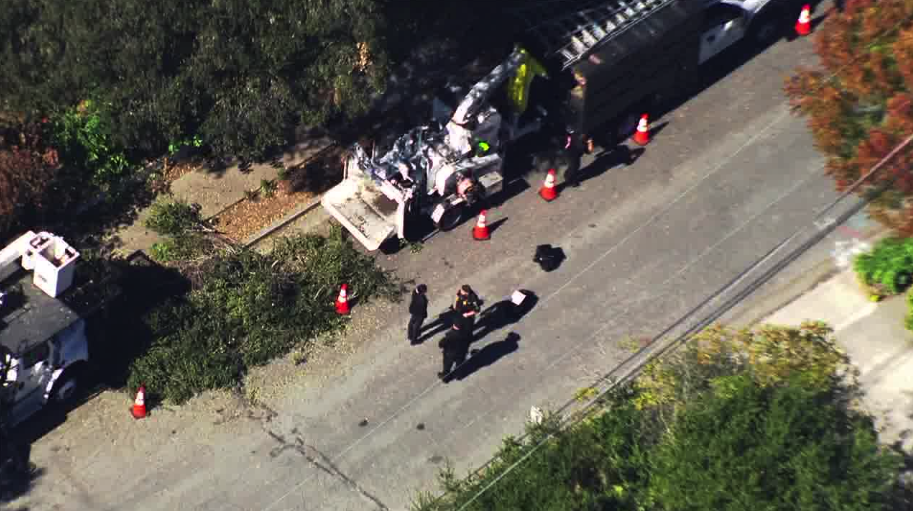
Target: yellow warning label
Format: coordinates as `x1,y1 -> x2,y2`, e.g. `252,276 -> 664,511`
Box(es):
507,48 -> 548,115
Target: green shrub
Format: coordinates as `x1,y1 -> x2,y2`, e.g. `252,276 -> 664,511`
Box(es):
413,367 -> 902,511
145,199 -> 201,236
167,135 -> 203,156
127,226 -> 399,403
259,179 -> 277,198
853,237 -> 913,295
149,235 -> 205,263
413,393 -> 648,511
50,100 -> 133,190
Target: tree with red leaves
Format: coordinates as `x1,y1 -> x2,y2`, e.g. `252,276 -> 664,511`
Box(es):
785,0 -> 913,235
0,120 -> 60,239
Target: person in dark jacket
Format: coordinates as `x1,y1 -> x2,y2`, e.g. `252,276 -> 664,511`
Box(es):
408,284 -> 429,344
563,130 -> 594,188
438,323 -> 471,383
452,284 -> 481,334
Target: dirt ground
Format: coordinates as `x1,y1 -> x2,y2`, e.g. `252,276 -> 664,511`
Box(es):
212,188 -> 316,243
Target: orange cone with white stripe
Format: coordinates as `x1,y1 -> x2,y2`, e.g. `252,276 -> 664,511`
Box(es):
335,284 -> 350,315
795,5 -> 811,36
131,385 -> 147,419
472,210 -> 491,240
539,169 -> 558,202
632,114 -> 650,146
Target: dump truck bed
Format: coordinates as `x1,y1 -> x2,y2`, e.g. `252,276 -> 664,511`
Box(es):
320,161 -> 402,252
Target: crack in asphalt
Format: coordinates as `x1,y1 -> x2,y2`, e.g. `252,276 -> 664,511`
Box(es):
266,430 -> 389,511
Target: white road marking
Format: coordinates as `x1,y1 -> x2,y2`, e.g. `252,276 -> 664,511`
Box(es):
834,303 -> 878,332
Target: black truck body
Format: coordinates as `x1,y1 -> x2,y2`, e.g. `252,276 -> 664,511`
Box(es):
512,0 -> 706,135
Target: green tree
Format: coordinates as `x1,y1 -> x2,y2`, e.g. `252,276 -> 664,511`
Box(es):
0,0 -> 389,160
416,397 -> 650,511
649,374 -> 901,511
413,322 -> 905,511
634,322 -> 852,419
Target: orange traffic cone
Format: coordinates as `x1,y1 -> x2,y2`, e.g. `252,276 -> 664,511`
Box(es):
632,114 -> 650,146
539,169 -> 558,202
131,385 -> 147,419
795,5 -> 811,36
472,210 -> 491,240
335,284 -> 350,315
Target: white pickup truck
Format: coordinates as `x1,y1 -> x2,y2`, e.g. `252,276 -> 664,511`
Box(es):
700,0 -> 801,63
1,232 -> 92,427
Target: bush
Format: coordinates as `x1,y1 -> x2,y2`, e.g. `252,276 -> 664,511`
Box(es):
413,323 -> 903,511
145,199 -> 201,236
649,374 -> 899,511
50,101 -> 133,191
149,235 -> 204,263
127,226 -> 399,403
413,391 -> 648,511
853,237 -> 913,295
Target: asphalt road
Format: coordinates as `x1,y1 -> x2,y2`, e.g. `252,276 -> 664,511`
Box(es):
11,18 -> 851,511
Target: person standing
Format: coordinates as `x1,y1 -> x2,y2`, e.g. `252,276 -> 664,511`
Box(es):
563,130 -> 594,188
452,284 -> 481,334
438,323 -> 470,383
408,284 -> 428,344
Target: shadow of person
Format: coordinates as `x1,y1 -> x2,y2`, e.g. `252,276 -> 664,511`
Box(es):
0,432 -> 42,504
455,332 -> 521,381
416,309 -> 456,344
574,144 -> 647,185
472,290 -> 538,342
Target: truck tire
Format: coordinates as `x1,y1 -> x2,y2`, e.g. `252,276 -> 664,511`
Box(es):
750,11 -> 785,47
48,368 -> 81,406
437,204 -> 465,232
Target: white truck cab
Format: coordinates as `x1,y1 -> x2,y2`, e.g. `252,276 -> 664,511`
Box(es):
699,0 -> 797,64
0,231 -> 89,427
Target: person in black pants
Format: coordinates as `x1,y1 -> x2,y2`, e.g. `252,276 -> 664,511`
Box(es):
563,130 -> 594,188
408,284 -> 428,344
438,323 -> 471,383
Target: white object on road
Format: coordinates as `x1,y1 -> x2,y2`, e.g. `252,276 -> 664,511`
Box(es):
529,406 -> 544,425
831,239 -> 871,269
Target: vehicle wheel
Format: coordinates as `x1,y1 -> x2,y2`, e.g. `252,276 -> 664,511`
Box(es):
750,13 -> 784,46
49,370 -> 80,406
616,111 -> 641,141
437,204 -> 465,232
